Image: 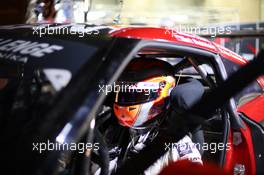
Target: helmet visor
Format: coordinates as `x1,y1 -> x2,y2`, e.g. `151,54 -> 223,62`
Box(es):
115,82 -> 161,105
116,89 -> 159,105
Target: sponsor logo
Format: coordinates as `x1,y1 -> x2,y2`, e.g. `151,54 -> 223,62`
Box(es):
176,142 -> 193,157
0,38 -> 63,63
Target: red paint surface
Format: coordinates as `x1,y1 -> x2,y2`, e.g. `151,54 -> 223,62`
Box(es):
224,125 -> 256,175
238,94 -> 264,123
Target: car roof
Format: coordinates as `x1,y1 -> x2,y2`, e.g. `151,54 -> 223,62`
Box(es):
0,24 -> 248,66
110,27 -> 248,65
0,24 -> 250,74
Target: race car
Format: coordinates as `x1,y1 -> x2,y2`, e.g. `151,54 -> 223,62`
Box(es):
0,24 -> 263,175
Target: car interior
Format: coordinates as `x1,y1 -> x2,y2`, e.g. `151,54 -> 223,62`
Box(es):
95,47 -> 229,170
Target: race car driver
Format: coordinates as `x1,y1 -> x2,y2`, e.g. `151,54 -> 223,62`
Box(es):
96,58 -> 204,175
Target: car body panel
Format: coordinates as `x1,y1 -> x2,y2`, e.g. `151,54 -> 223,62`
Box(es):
238,94 -> 264,123
224,124 -> 256,175
0,24 -> 113,76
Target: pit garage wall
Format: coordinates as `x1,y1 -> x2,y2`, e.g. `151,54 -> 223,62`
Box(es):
73,0 -> 263,26
122,0 -> 260,24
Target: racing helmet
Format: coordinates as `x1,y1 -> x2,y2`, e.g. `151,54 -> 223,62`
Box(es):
113,58 -> 175,128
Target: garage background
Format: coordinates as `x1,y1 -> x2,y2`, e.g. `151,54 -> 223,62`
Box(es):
0,0 -> 264,60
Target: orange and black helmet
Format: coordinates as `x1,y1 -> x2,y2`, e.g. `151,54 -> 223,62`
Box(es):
113,58 -> 175,128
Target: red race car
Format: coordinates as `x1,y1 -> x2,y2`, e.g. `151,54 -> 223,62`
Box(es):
0,25 -> 263,175
110,27 -> 264,175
